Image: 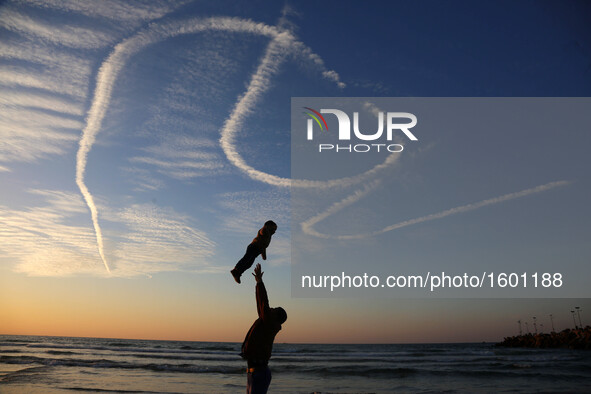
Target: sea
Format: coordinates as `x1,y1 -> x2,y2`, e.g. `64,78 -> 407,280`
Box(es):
1,335 -> 591,393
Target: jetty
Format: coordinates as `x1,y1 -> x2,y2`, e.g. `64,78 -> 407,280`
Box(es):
497,326 -> 591,350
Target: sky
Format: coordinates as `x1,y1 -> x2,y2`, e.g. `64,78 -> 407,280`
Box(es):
1,0 -> 590,343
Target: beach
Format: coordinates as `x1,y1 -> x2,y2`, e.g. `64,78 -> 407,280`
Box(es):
2,335 -> 591,393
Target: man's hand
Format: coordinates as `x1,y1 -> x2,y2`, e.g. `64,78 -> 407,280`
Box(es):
252,263 -> 263,283
261,250 -> 267,260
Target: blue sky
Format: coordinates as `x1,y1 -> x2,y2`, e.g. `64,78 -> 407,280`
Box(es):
1,0 -> 590,342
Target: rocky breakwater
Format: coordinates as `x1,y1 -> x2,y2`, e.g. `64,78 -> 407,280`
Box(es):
497,327 -> 591,349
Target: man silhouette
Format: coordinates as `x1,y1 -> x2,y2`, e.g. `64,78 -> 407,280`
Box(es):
240,263 -> 287,394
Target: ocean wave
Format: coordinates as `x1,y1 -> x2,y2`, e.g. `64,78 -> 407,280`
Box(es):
58,387 -> 169,393
26,343 -> 112,352
0,338 -> 42,345
0,342 -> 28,347
0,366 -> 53,384
293,365 -> 419,378
22,342 -> 239,357
0,339 -> 30,343
128,353 -> 238,362
183,344 -> 236,352
0,349 -> 22,354
46,350 -> 80,356
107,342 -> 136,347
0,355 -> 243,375
271,355 -> 436,364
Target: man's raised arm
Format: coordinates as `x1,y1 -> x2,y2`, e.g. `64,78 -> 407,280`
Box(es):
253,263 -> 270,319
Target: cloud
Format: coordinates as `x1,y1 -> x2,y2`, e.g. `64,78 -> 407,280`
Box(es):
0,40 -> 92,88
17,0 -> 187,23
28,189 -> 90,214
290,41 -> 346,88
349,79 -> 390,94
0,39 -> 90,171
0,118 -> 79,164
128,135 -> 229,182
106,203 -> 216,276
75,15 -> 349,273
0,190 -> 105,277
0,90 -> 84,116
2,107 -> 82,130
0,95 -> 83,167
130,157 -> 224,180
0,189 -> 216,277
133,42 -> 253,141
0,66 -> 88,99
120,167 -> 165,192
0,6 -> 118,49
322,70 -> 346,89
217,189 -> 290,235
301,181 -> 571,239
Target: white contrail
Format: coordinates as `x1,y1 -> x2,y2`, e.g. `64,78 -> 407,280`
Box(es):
301,180 -> 382,238
220,95 -> 405,188
302,180 -> 571,239
218,32 -> 292,187
76,16 -> 349,272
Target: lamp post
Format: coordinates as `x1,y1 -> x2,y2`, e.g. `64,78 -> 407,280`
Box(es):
525,322 -> 529,334
549,314 -> 555,332
575,307 -> 583,328
533,317 -> 537,334
571,310 -> 577,329
517,320 -> 522,336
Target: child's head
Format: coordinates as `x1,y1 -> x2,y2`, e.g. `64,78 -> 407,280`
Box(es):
264,220 -> 277,234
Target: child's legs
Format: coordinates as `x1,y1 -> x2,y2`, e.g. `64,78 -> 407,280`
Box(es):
234,244 -> 261,274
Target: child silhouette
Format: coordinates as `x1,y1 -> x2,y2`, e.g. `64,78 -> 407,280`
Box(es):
231,220 -> 277,284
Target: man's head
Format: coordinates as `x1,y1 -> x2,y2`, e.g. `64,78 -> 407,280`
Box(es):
264,220 -> 277,234
272,307 -> 287,324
